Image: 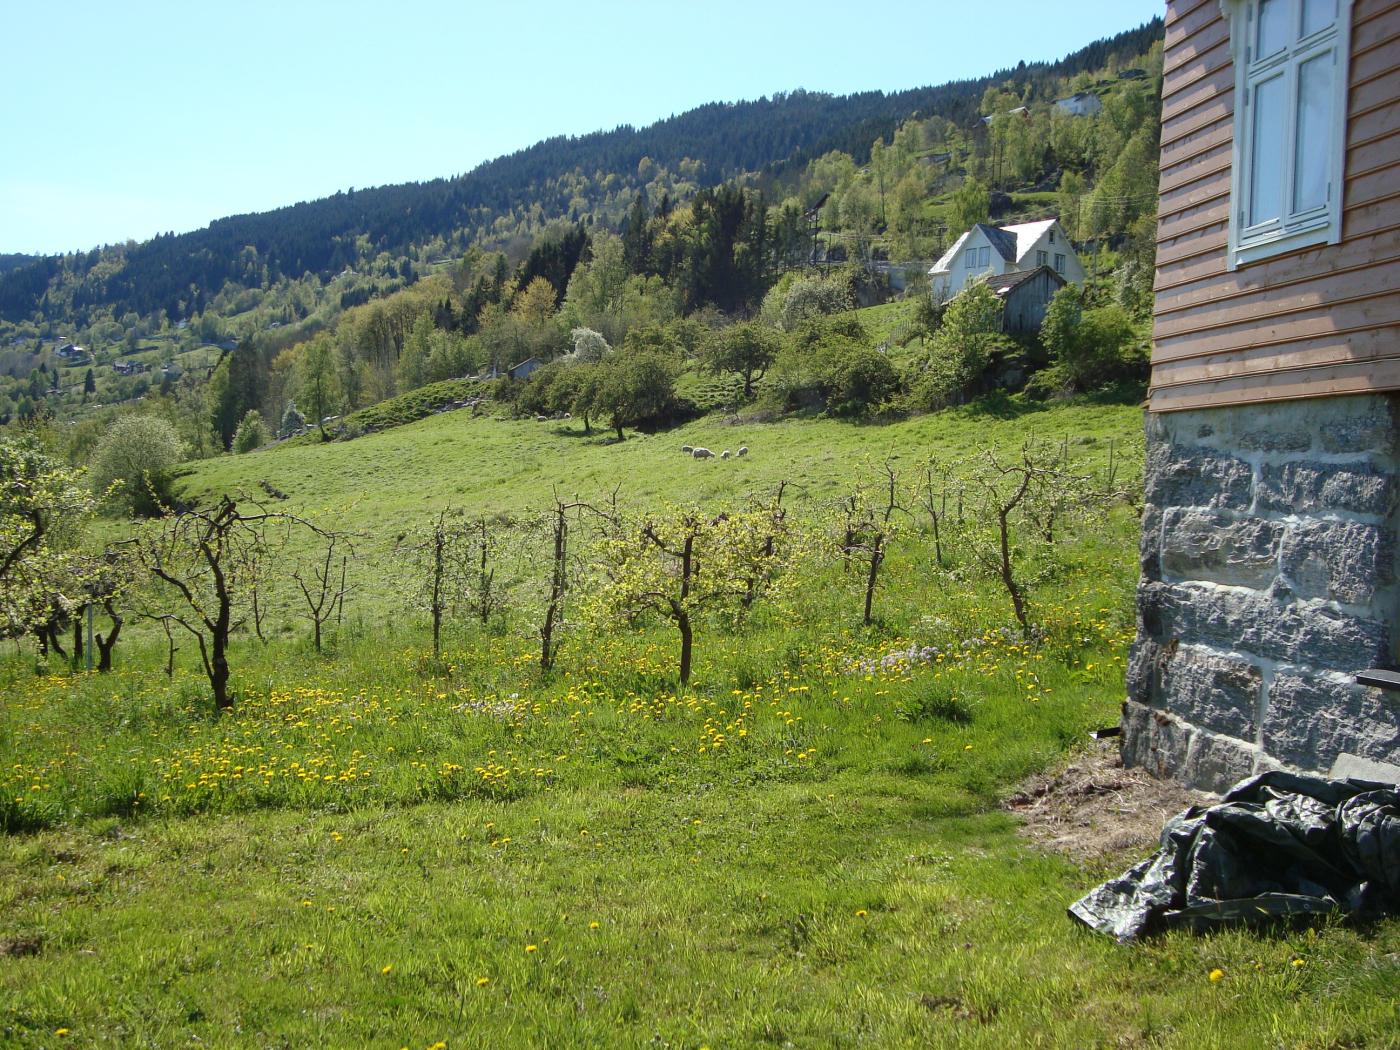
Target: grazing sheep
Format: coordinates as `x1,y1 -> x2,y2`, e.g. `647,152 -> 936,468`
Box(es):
681,445 -> 693,454
535,414 -> 549,422
736,446 -> 748,457
721,450 -> 732,459
692,447 -> 714,459
563,413 -> 572,419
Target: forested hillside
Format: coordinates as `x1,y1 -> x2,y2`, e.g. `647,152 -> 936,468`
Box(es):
0,17 -> 1162,452
0,19 -> 1159,329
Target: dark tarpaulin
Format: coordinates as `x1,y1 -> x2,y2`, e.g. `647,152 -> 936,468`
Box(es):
1070,771 -> 1400,941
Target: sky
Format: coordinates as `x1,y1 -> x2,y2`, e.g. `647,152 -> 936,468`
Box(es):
0,0 -> 1164,256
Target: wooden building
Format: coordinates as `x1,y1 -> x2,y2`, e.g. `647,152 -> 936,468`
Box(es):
1125,0 -> 1400,790
984,265 -> 1067,333
1149,0 -> 1400,412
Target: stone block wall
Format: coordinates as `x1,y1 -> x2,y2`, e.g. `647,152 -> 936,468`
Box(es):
1124,394 -> 1400,791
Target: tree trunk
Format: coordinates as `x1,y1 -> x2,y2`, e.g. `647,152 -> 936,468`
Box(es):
211,630 -> 232,711
998,508 -> 1029,634
540,506 -> 568,672
95,605 -> 122,672
863,534 -> 885,627
677,612 -> 693,686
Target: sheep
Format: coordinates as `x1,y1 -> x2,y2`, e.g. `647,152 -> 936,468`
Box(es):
721,450 -> 732,459
681,445 -> 693,454
535,414 -> 549,422
736,446 -> 748,457
692,447 -> 714,459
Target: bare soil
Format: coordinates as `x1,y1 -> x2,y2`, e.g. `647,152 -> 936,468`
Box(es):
1006,738 -> 1211,863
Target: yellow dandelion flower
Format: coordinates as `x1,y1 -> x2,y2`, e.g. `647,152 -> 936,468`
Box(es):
381,965 -> 393,975
589,921 -> 600,929
476,976 -> 490,987
55,1029 -> 70,1037
1209,968 -> 1225,982
1292,958 -> 1305,968
525,944 -> 538,953
855,909 -> 869,918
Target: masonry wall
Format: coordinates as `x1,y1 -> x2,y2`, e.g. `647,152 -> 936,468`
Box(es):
1124,393 -> 1400,790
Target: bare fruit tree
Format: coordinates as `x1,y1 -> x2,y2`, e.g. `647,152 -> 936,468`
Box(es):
291,529 -> 355,653
966,445 -> 1081,635
128,497 -> 314,711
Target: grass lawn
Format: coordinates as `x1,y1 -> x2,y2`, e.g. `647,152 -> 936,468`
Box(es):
3,396 -> 1396,1048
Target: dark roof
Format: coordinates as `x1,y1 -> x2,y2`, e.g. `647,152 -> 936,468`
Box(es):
974,223 -> 1019,263
984,265 -> 1067,296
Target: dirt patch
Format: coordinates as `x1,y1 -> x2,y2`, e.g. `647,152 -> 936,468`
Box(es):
0,934 -> 43,958
1006,738 -> 1210,862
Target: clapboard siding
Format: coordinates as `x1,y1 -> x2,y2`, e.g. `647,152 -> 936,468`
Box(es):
1149,0 -> 1400,412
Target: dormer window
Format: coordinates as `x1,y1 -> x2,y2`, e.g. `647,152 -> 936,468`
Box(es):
1227,0 -> 1352,267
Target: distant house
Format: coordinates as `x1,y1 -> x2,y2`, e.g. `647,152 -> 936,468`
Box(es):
928,217 -> 1084,302
980,106 -> 1030,126
984,266 -> 1066,333
1124,0 -> 1400,791
55,342 -> 88,362
1116,67 -> 1147,80
112,360 -> 147,377
1054,91 -> 1103,117
507,356 -> 543,381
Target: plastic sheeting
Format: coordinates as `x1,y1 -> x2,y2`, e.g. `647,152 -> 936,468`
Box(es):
1070,771 -> 1400,941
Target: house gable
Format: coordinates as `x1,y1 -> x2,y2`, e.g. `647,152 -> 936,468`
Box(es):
930,216 -> 1084,300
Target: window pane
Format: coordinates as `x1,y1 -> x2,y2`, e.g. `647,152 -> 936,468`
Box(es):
1249,74 -> 1287,225
1301,0 -> 1336,38
1257,0 -> 1289,58
1294,52 -> 1333,212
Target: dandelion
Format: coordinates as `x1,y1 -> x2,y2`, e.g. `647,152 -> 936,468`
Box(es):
381,964 -> 393,975
1209,968 -> 1224,982
525,944 -> 538,953
476,976 -> 490,987
55,1029 -> 70,1037
1292,958 -> 1305,968
855,909 -> 868,918
589,921 -> 600,929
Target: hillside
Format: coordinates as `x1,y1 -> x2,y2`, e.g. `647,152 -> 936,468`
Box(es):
0,19 -> 1161,329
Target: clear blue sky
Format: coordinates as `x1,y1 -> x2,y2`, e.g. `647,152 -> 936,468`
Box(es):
0,0 -> 1163,256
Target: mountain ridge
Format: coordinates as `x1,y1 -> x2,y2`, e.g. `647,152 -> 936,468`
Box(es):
0,17 -> 1162,325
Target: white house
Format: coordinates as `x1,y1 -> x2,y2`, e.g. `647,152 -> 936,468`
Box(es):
1054,91 -> 1103,117
927,218 -> 1085,302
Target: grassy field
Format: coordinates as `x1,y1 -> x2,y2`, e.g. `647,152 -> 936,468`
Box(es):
3,396 -> 1398,1048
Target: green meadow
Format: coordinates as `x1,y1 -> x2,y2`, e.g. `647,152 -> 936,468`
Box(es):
3,397 -> 1397,1048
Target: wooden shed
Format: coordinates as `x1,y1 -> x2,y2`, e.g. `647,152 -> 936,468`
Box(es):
984,265 -> 1067,333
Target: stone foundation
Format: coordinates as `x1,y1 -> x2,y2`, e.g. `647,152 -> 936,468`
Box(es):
1124,394 -> 1400,791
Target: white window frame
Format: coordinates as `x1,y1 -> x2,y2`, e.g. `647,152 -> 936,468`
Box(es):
1222,0 -> 1352,269
1036,249 -> 1049,266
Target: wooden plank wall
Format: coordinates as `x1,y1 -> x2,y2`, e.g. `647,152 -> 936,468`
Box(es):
1149,0 -> 1400,412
